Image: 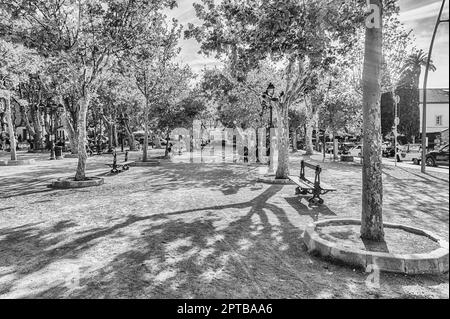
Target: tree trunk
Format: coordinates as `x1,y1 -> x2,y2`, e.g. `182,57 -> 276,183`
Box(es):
292,128 -> 298,152
164,132 -> 170,158
112,124 -> 118,147
3,93 -> 17,161
31,105 -> 45,150
361,0 -> 384,241
124,123 -> 136,151
305,122 -> 314,155
62,108 -> 78,155
143,123 -> 149,162
108,122 -> 113,150
276,102 -> 290,179
75,94 -> 90,181
154,134 -> 162,148
19,100 -> 36,142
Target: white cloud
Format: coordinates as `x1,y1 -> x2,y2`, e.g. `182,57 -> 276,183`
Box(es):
400,1 -> 449,22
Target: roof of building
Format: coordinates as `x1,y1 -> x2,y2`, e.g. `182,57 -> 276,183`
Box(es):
419,88 -> 449,104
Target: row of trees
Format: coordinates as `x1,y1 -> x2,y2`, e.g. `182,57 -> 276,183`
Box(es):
0,0 -> 208,179
187,0 -> 429,177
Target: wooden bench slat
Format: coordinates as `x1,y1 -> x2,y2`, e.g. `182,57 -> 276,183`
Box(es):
288,176 -> 315,189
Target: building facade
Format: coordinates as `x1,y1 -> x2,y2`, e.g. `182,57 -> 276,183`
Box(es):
419,88 -> 449,149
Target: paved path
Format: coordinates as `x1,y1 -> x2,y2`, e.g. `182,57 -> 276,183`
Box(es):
0,151 -> 448,298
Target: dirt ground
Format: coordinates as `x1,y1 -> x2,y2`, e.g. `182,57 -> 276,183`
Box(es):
0,150 -> 448,299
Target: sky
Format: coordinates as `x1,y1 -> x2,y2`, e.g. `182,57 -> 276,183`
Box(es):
167,0 -> 449,88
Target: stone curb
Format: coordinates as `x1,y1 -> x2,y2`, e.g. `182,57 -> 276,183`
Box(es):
303,218 -> 449,275
256,176 -> 295,185
51,177 -> 104,189
0,159 -> 36,166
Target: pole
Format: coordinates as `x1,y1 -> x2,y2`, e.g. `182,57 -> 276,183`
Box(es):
422,0 -> 447,173
50,110 -> 55,160
268,103 -> 275,174
394,95 -> 398,167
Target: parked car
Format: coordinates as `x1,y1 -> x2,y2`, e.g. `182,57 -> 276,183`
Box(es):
399,144 -> 422,165
424,144 -> 449,167
383,146 -> 403,161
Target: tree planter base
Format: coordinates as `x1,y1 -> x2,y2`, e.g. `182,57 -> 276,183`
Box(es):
304,219 -> 449,275
51,177 -> 104,189
257,175 -> 295,185
0,159 -> 36,166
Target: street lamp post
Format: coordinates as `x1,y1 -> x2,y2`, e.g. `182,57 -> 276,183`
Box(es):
263,83 -> 276,174
393,94 -> 400,167
117,113 -> 129,153
46,103 -> 62,160
421,0 -> 448,173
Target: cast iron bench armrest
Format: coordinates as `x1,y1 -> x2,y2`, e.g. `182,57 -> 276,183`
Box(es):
302,161 -> 319,170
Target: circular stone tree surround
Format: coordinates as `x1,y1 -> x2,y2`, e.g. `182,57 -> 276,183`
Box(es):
51,177 -> 104,189
304,219 -> 449,275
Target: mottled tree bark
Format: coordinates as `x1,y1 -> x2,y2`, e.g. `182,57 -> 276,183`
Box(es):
292,128 -> 298,152
276,102 -> 290,179
31,105 -> 45,150
3,93 -> 17,160
305,122 -> 314,155
124,122 -> 136,151
63,109 -> 78,155
75,94 -> 90,181
361,0 -> 384,241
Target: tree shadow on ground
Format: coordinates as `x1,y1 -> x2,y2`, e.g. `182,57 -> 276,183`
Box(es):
1,185 -> 447,299
133,163 -> 260,196
0,161 -> 114,199
284,197 -> 337,222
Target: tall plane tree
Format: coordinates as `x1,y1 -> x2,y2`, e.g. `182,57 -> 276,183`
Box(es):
361,0 -> 384,241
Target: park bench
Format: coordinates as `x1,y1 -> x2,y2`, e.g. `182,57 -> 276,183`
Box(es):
106,151 -> 135,174
288,160 -> 336,205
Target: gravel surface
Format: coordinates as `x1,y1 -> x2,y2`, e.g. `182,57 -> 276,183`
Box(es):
0,150 -> 448,299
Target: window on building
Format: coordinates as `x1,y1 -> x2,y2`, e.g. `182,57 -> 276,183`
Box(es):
436,115 -> 443,126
